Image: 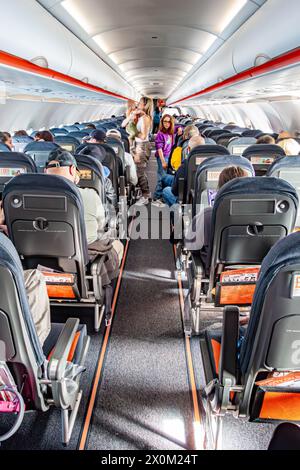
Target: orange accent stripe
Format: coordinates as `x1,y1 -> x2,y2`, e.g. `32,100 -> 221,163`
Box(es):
174,246 -> 204,450
78,237 -> 130,450
259,392 -> 300,421
211,339 -> 221,376
170,46 -> 300,105
0,49 -> 129,101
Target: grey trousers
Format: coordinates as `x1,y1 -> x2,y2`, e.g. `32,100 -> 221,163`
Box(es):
24,269 -> 51,347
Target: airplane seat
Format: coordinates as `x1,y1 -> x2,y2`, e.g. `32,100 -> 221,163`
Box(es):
242,129 -> 263,138
77,143 -> 125,199
202,127 -> 217,137
180,144 -> 230,205
183,177 -> 298,336
68,131 -> 90,141
106,136 -> 126,171
0,152 -> 37,197
242,144 -> 286,176
54,135 -> 81,154
227,137 -> 257,156
3,174 -> 108,332
204,137 -> 217,145
206,129 -> 232,140
201,231 -> 300,449
267,155 -> 300,227
75,154 -> 107,204
0,232 -> 90,445
50,128 -> 69,136
215,133 -> 240,147
192,155 -> 254,216
64,125 -> 80,132
24,141 -> 60,173
12,135 -> 34,153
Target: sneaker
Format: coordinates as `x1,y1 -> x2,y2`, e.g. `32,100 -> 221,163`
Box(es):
135,196 -> 149,206
152,199 -> 166,208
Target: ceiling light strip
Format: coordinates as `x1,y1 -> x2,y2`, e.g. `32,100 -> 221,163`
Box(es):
169,46 -> 300,106
0,49 -> 129,101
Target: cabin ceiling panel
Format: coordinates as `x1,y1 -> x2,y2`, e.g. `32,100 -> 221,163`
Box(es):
38,0 -> 264,97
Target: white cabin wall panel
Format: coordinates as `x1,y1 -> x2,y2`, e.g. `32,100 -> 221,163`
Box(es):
189,102 -> 282,132
0,0 -> 72,74
232,0 -> 300,73
270,101 -> 300,133
0,0 -> 135,100
0,99 -> 125,134
169,0 -> 300,105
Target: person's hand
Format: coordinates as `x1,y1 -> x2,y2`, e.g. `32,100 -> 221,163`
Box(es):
162,161 -> 168,170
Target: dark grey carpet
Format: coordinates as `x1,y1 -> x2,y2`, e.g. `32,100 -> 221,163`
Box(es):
86,237 -> 195,450
86,156 -> 195,450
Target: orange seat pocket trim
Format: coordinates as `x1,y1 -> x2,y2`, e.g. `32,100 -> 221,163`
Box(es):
48,331 -> 81,362
259,392 -> 300,421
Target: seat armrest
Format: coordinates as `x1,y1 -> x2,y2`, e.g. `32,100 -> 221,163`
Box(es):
190,251 -> 204,277
125,166 -> 131,185
178,177 -> 185,203
48,318 -> 79,381
219,306 -> 239,386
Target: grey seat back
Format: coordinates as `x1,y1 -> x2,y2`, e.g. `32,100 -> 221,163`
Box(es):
3,174 -> 89,298
0,233 -> 46,410
238,232 -> 300,420
193,156 -> 254,216
207,177 -> 298,288
185,145 -> 230,204
267,156 -> 300,227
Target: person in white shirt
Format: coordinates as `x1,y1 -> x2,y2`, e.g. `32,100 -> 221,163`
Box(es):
45,148 -> 123,264
106,129 -> 138,186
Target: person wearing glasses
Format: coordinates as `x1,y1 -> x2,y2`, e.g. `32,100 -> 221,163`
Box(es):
152,114 -> 175,207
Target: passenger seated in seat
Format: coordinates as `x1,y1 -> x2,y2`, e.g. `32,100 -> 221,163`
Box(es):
14,130 -> 30,137
45,148 -> 124,267
185,166 -> 248,264
162,135 -> 205,207
0,131 -> 13,150
256,135 -> 275,145
106,129 -> 138,186
86,128 -> 107,145
277,138 -> 300,155
0,203 -> 51,346
168,124 -> 200,174
78,145 -> 118,210
34,130 -> 54,142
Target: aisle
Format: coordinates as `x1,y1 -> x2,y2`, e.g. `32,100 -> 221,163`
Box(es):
85,157 -> 195,450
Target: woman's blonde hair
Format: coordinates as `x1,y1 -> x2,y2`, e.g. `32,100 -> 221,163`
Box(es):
277,138 -> 300,156
140,96 -> 153,120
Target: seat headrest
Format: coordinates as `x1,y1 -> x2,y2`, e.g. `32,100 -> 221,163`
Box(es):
24,141 -> 59,152
243,144 -> 286,157
0,232 -> 45,366
0,152 -> 37,172
3,173 -> 89,265
267,155 -> 300,175
196,155 -> 254,177
214,176 -> 298,211
189,144 -> 230,157
75,154 -> 106,179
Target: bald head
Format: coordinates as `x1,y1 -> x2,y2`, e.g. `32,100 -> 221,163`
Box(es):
188,135 -> 205,151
